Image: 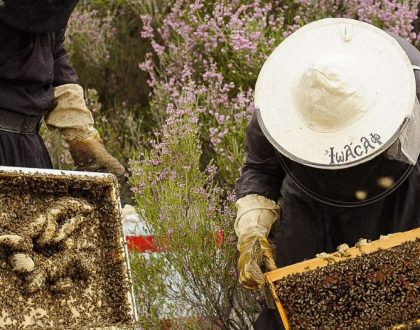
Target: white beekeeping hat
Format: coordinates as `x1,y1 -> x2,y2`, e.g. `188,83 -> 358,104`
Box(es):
255,18 -> 420,170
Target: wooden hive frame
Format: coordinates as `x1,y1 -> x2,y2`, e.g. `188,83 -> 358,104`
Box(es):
264,228 -> 420,330
0,166 -> 138,329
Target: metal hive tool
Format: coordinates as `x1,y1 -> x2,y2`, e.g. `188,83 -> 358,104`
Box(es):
265,228 -> 420,330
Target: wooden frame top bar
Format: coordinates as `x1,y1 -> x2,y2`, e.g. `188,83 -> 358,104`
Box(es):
265,228 -> 420,283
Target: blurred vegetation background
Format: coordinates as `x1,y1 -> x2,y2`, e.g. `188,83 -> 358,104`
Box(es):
41,1 -> 420,328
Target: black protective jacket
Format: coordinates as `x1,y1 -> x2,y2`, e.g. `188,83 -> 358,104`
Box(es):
0,0 -> 78,167
0,0 -> 79,116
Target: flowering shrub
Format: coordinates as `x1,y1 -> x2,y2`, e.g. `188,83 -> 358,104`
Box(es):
130,85 -> 257,328
139,1 -> 289,185
65,7 -> 115,67
288,0 -> 419,39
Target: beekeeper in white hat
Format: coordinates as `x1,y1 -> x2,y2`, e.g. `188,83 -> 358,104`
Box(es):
234,18 -> 420,329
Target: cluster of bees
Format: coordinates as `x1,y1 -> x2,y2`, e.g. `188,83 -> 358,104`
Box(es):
0,174 -> 133,329
274,239 -> 419,329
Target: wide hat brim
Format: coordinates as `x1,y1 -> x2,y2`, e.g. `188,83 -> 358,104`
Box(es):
255,18 -> 416,169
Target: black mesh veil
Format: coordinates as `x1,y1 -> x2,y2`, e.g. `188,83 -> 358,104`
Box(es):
256,94 -> 420,207
0,0 -> 78,33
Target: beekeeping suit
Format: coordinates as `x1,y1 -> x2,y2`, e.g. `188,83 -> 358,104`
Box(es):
234,18 -> 420,329
0,0 -> 124,178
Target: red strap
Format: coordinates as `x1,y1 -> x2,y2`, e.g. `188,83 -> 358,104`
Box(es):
126,235 -> 159,253
126,230 -> 224,253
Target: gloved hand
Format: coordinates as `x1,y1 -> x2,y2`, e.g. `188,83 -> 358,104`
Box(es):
67,131 -> 125,176
45,84 -> 125,178
235,194 -> 280,290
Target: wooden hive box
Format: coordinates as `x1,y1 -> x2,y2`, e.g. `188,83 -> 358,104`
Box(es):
265,228 -> 420,329
0,167 -> 137,329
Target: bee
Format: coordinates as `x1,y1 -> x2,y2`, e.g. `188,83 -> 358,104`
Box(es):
274,239 -> 419,328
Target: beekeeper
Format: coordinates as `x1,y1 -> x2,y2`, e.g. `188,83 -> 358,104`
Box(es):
234,18 -> 420,329
0,1 -> 124,178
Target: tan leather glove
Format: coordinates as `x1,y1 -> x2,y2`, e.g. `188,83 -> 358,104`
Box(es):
45,84 -> 125,177
235,194 -> 280,290
66,132 -> 125,175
